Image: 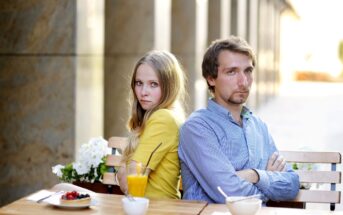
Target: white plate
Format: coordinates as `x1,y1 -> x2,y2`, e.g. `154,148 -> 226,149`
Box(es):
44,194 -> 94,209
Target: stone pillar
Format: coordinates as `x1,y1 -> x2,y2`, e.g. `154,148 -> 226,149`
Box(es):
246,0 -> 259,109
0,0 -> 76,206
257,0 -> 279,105
104,0 -> 171,137
75,0 -> 104,158
257,0 -> 269,105
208,0 -> 231,44
172,0 -> 208,113
237,0 -> 248,39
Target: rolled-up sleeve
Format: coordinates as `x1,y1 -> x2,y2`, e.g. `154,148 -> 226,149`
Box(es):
254,167 -> 299,201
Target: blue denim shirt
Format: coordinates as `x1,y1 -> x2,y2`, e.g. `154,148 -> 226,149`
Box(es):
178,99 -> 299,203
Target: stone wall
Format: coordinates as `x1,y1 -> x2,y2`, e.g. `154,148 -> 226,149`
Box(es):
0,0 -> 76,206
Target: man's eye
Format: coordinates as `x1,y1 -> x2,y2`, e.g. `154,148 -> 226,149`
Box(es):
227,70 -> 236,75
245,69 -> 253,73
151,82 -> 159,87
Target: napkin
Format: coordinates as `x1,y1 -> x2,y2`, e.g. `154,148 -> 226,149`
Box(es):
26,190 -> 55,202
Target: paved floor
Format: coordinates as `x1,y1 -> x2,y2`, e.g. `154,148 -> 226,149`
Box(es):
256,81 -> 343,210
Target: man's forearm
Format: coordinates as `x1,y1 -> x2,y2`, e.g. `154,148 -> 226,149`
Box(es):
236,169 -> 259,184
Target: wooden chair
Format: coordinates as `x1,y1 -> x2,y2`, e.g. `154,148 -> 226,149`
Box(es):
267,151 -> 342,211
102,136 -> 128,194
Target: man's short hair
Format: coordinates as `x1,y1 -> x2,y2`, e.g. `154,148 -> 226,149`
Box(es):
202,35 -> 256,93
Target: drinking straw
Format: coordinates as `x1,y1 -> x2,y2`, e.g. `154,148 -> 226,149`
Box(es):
146,142 -> 162,168
136,162 -> 142,175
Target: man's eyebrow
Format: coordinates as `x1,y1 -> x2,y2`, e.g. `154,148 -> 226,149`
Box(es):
222,66 -> 237,70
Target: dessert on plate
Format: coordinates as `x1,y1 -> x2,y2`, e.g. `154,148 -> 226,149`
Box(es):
60,191 -> 91,205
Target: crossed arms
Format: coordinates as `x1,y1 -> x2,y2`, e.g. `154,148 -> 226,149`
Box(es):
179,119 -> 300,203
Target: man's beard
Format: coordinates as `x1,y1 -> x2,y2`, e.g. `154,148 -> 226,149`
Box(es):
227,91 -> 249,105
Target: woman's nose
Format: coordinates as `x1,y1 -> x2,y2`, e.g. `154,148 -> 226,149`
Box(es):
140,85 -> 149,96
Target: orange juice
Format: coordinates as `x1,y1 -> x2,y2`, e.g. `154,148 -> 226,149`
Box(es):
127,174 -> 148,197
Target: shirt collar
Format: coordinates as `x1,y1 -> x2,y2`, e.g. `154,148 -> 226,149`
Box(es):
208,98 -> 252,120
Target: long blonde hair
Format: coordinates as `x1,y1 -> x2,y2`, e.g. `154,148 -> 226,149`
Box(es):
122,50 -> 186,163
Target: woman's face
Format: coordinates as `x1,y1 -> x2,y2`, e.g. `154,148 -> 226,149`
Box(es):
134,63 -> 162,111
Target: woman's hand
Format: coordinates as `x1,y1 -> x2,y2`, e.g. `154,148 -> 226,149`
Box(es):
116,160 -> 152,194
116,166 -> 128,194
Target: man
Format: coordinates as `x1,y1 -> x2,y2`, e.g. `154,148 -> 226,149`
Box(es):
178,36 -> 299,203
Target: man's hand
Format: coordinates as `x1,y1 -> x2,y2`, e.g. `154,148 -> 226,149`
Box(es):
267,152 -> 286,172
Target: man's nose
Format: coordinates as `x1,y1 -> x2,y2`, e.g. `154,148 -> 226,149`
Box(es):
237,72 -> 248,86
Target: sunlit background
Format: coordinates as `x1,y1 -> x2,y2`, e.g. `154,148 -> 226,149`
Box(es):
261,1 -> 343,210
281,0 -> 343,82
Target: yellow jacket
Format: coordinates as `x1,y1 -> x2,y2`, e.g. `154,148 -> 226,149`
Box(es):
132,109 -> 183,199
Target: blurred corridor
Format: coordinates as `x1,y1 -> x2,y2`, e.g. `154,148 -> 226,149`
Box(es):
258,81 -> 343,153
257,81 -> 343,210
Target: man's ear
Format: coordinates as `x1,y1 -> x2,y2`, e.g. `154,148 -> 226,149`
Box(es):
206,76 -> 215,87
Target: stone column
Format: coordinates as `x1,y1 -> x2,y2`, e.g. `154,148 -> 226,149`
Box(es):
246,0 -> 260,109
75,0 -> 104,158
257,0 -> 279,104
104,0 -> 171,137
257,0 -> 269,105
208,0 -> 231,44
172,0 -> 208,113
237,0 -> 248,39
0,0 -> 76,206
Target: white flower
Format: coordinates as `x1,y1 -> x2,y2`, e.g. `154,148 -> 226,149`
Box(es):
73,162 -> 89,175
52,164 -> 64,177
78,137 -> 110,169
52,136 -> 111,183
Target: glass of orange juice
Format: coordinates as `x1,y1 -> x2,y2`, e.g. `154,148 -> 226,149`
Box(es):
126,162 -> 148,197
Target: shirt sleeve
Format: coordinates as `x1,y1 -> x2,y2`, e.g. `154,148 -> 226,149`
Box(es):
132,109 -> 179,170
253,126 -> 300,201
179,118 -> 265,203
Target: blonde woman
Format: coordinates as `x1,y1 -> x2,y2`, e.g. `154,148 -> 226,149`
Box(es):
116,50 -> 186,199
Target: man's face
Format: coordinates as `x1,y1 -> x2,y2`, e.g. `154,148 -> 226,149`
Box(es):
207,50 -> 254,110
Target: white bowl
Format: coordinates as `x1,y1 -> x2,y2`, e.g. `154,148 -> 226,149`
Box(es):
226,197 -> 262,215
122,197 -> 149,215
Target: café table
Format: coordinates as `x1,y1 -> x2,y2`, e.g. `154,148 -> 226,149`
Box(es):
200,203 -> 343,215
0,190 -> 208,215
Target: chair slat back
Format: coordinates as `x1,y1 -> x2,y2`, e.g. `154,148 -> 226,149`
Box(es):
102,136 -> 128,186
281,151 -> 341,163
108,136 -> 128,154
296,170 -> 341,184
294,190 -> 341,203
279,150 -> 342,211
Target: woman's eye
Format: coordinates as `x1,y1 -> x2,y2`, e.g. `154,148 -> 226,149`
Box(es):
135,81 -> 142,86
151,82 -> 159,88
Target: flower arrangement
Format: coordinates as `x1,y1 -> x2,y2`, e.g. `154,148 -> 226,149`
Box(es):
52,137 -> 111,183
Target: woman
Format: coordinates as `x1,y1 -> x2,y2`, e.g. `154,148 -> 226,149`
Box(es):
116,50 -> 186,199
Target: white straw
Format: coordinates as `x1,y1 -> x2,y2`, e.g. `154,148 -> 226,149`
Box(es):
217,186 -> 229,198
